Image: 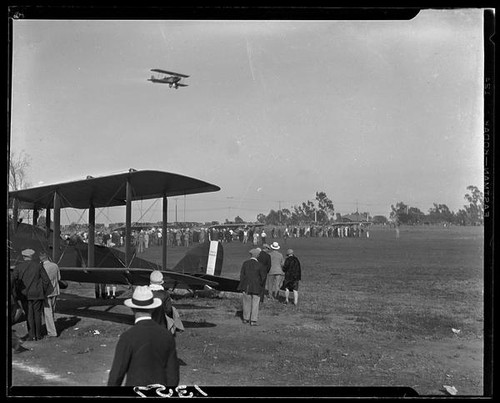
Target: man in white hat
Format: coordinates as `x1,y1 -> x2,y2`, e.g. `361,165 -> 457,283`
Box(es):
108,286 -> 179,387
267,242 -> 285,300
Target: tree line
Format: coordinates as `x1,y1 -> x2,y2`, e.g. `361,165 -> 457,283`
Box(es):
9,151 -> 484,228
249,186 -> 484,227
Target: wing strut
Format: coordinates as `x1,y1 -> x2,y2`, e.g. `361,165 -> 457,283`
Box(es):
125,177 -> 132,267
162,195 -> 168,271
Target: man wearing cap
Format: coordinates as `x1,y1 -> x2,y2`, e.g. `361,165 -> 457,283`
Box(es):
11,249 -> 53,341
267,242 -> 285,300
237,249 -> 266,326
40,252 -> 61,337
108,286 -> 180,387
148,270 -> 173,329
282,249 -> 302,305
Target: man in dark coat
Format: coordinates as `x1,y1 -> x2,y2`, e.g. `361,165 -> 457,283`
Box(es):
282,249 -> 302,305
108,286 -> 179,387
148,270 -> 173,327
257,244 -> 272,303
11,249 -> 53,340
237,248 -> 266,326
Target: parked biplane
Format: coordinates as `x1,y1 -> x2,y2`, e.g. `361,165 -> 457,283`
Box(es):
8,170 -> 240,296
147,69 -> 189,88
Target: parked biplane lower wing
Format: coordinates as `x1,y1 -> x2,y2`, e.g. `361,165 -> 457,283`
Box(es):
8,222 -> 222,292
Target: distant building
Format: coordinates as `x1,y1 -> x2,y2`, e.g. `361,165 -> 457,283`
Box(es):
340,212 -> 370,222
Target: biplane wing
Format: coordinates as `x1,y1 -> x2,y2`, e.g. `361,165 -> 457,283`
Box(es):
9,170 -> 219,210
150,69 -> 189,78
8,222 -> 223,292
8,169 -> 237,295
60,267 -> 218,290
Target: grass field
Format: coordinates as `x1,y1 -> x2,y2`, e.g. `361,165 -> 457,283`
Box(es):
156,224 -> 485,395
164,225 -> 484,342
11,224 -> 486,397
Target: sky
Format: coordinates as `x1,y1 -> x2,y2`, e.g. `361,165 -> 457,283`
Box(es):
10,9 -> 486,225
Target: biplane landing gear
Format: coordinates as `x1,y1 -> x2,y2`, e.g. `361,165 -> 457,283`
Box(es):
95,283 -> 106,299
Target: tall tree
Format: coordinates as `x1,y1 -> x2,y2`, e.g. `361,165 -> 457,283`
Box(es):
315,191 -> 335,223
390,202 -> 409,224
9,150 -> 32,227
464,185 -> 484,225
256,213 -> 267,224
428,203 -> 454,223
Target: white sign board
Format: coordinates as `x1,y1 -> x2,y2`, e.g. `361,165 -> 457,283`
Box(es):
206,241 -> 219,275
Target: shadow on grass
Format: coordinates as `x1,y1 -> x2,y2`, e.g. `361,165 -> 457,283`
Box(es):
56,292 -> 217,328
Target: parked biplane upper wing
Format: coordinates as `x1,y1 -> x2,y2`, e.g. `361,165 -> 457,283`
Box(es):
9,170 -> 219,210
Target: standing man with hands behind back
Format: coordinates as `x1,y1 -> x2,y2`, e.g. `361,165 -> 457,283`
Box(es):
40,252 -> 60,337
238,248 -> 266,326
11,249 -> 53,341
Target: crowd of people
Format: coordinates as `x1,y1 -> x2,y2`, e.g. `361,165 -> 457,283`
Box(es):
10,238 -> 303,387
62,222 -> 369,261
237,241 -> 302,326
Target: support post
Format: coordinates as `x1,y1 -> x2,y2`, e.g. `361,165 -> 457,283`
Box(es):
52,192 -> 61,263
33,208 -> 39,227
162,195 -> 168,271
45,208 -> 51,238
88,205 -> 95,268
125,179 -> 132,267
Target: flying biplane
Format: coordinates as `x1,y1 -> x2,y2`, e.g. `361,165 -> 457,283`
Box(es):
147,69 -> 189,88
8,170 -> 240,296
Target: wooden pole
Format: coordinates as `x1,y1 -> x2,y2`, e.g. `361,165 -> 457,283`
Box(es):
52,192 -> 61,262
45,208 -> 51,239
88,205 -> 95,268
162,195 -> 168,270
125,178 -> 132,267
33,208 -> 39,227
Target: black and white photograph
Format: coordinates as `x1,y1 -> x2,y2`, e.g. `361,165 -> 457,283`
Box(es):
8,7 -> 492,398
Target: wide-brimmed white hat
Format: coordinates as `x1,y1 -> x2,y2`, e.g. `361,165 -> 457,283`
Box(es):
124,286 -> 162,310
22,249 -> 35,257
149,270 -> 164,285
270,242 -> 280,250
